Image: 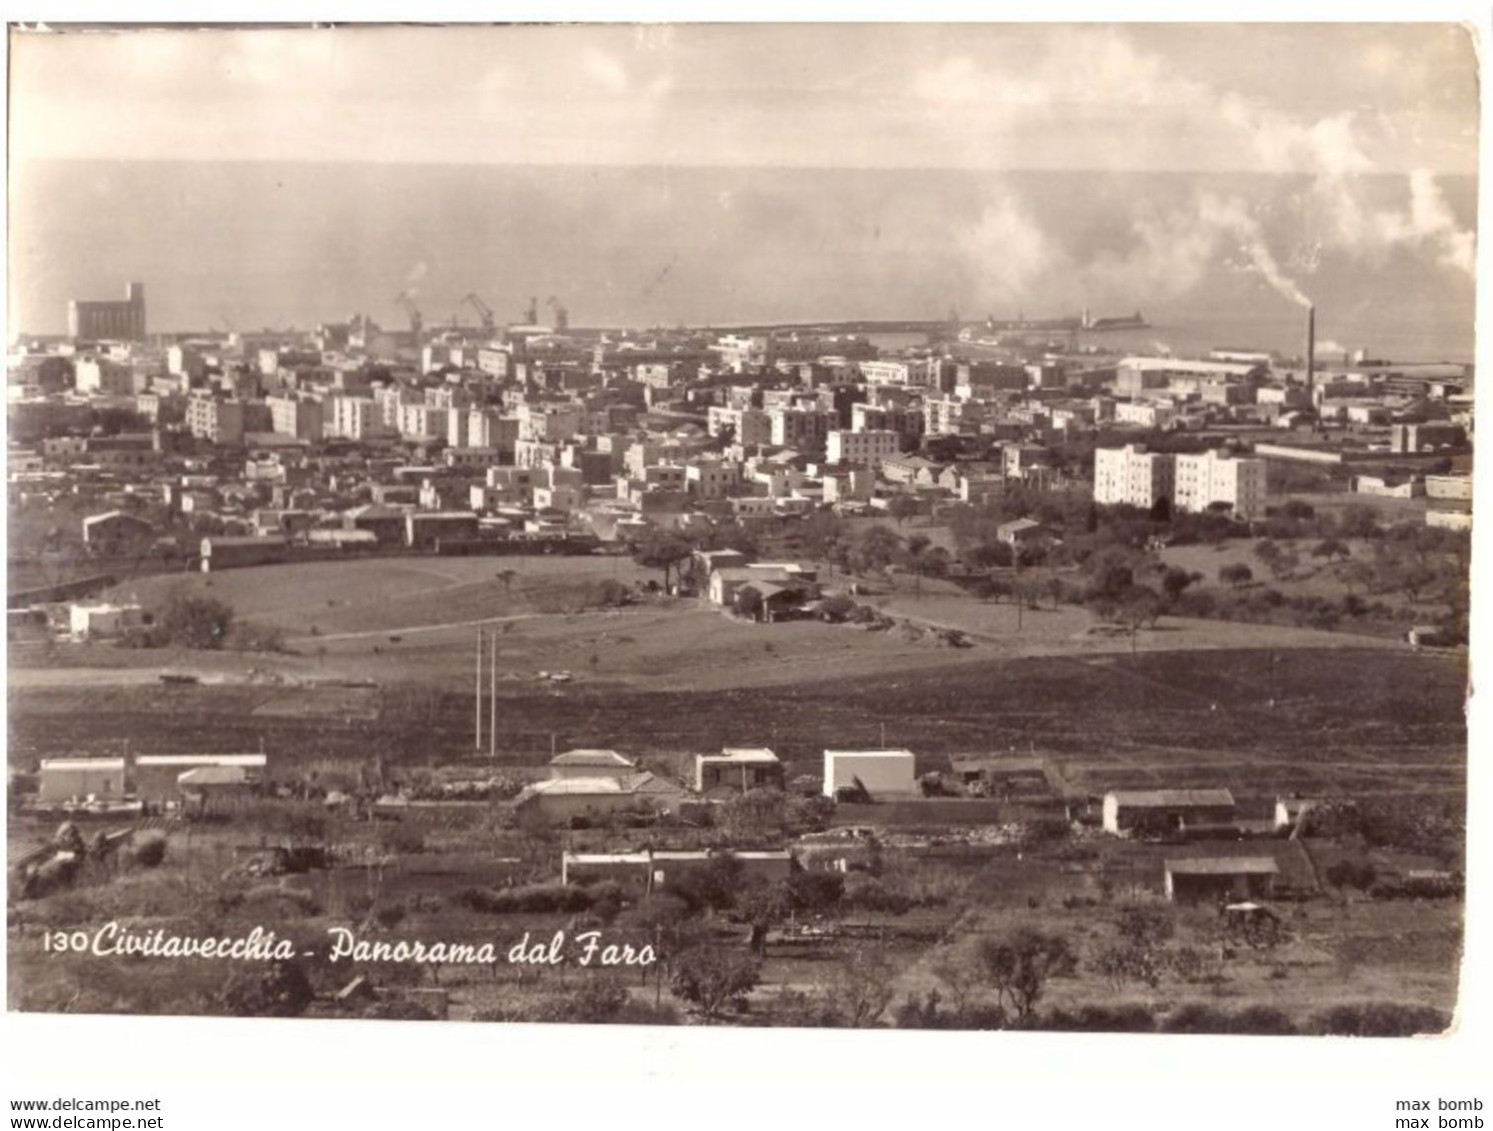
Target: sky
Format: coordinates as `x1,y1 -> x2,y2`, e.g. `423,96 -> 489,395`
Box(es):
8,24 -> 1479,173
4,23 -> 1481,343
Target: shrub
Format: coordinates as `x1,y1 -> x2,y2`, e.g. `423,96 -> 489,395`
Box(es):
455,883 -> 602,915
219,960 -> 314,1018
1324,859 -> 1377,891
1160,1003 -> 1232,1034
132,833 -> 168,868
1307,1003 -> 1451,1037
362,999 -> 437,1021
1044,1004 -> 1157,1032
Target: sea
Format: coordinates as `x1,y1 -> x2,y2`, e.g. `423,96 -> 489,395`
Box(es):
7,162 -> 1477,366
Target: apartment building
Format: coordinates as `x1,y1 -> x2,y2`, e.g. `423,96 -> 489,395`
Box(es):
1093,444 -> 1175,510
826,429 -> 899,467
1174,450 -> 1268,519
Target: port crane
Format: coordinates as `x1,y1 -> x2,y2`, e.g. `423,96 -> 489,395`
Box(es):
462,293 -> 497,334
395,291 -> 424,338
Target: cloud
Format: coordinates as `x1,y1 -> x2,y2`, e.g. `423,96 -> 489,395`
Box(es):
585,50 -> 631,94
914,28 -> 1474,299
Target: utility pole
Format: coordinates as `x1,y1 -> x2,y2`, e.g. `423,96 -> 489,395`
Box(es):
489,629 -> 497,761
475,628 -> 483,752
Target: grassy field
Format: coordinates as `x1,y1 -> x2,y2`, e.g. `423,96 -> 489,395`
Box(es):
8,646 -> 1466,805
105,555 -> 661,637
12,551 -> 1408,702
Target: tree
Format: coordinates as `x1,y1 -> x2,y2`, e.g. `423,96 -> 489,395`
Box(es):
734,586 -> 765,621
1254,539 -> 1283,574
670,948 -> 760,1020
786,870 -> 844,916
855,525 -> 903,574
735,880 -> 793,955
670,854 -> 744,914
1117,585 -> 1163,651
1312,539 -> 1350,563
1161,566 -> 1195,603
631,529 -> 693,592
977,928 -> 1075,1025
495,568 -> 518,591
928,941 -> 983,1022
819,593 -> 856,623
821,941 -> 898,1027
1336,504 -> 1381,540
888,494 -> 921,527
157,590 -> 235,649
719,788 -> 790,838
1218,563 -> 1253,589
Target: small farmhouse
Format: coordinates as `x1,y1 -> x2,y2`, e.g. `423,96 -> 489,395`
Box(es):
823,749 -> 917,800
1164,857 -> 1279,904
1101,789 -> 1237,835
695,747 -> 785,794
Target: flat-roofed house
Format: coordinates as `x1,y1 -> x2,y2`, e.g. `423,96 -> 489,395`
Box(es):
1164,857 -> 1279,904
548,749 -> 639,781
561,848 -> 794,893
823,749 -> 917,799
38,757 -> 127,803
512,772 -> 690,825
132,753 -> 268,804
1102,789 -> 1236,835
696,747 -> 785,794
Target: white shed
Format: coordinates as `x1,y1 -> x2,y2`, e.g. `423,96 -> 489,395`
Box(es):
823,749 -> 917,799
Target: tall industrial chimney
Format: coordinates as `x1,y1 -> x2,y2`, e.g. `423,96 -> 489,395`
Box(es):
1306,305 -> 1316,398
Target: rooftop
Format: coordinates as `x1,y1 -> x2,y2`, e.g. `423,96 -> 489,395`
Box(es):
549,749 -> 636,768
1108,789 -> 1236,808
1165,857 -> 1280,876
705,747 -> 781,764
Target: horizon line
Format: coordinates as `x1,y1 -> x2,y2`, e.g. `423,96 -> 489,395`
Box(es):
10,156 -> 1478,179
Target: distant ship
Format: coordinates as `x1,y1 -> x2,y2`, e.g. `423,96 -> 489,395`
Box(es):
1081,308 -> 1149,331
982,309 -> 1150,334
984,311 -> 1082,333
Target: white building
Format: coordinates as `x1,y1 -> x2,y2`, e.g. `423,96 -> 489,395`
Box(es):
1113,400 -> 1177,430
1093,444 -> 1175,511
327,395 -> 384,440
823,749 -> 917,799
1173,449 -> 1268,519
707,405 -> 773,447
827,429 -> 899,467
859,360 -> 912,387
68,602 -> 146,640
266,395 -> 323,442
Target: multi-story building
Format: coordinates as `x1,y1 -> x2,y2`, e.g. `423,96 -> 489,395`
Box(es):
74,356 -> 136,395
267,395 -> 324,442
327,395 -> 385,441
769,406 -> 831,455
1114,400 -> 1177,430
852,401 -> 926,443
1174,449 -> 1268,519
859,360 -> 912,387
374,384 -> 421,431
1093,444 -> 1175,511
685,459 -> 741,499
1390,422 -> 1468,453
68,282 -> 146,341
397,402 -> 450,441
708,405 -> 773,446
518,402 -> 582,443
826,429 -> 899,467
185,395 -> 247,446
